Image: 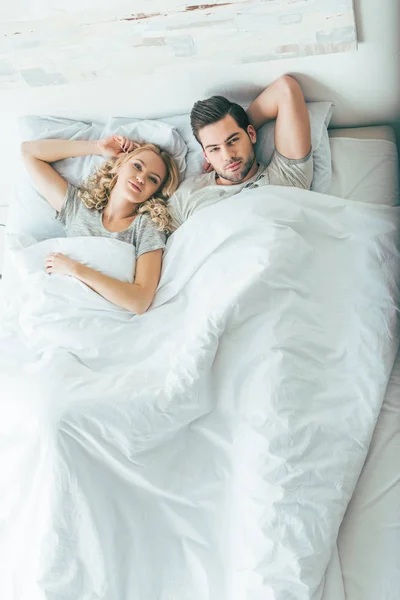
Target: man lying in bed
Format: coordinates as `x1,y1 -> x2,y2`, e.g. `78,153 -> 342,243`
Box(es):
168,75 -> 312,230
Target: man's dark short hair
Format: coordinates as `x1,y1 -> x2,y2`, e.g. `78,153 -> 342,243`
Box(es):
190,96 -> 250,145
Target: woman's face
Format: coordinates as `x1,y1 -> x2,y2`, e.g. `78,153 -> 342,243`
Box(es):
117,149 -> 167,204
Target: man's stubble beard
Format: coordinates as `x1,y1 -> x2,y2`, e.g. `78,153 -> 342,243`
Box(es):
216,152 -> 256,183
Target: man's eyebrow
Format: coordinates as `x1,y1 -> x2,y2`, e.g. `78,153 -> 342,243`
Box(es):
133,158 -> 161,180
205,132 -> 241,149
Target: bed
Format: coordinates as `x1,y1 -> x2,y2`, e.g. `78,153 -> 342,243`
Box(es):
0,123 -> 399,600
326,126 -> 400,600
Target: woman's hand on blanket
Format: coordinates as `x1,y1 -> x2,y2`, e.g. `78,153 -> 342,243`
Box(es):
97,135 -> 140,158
45,253 -> 79,277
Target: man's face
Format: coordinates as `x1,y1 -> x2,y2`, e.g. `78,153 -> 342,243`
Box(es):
199,114 -> 257,184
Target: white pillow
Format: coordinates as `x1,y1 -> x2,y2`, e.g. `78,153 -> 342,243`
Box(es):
8,104 -> 332,244
8,116 -> 188,241
254,101 -> 333,193
329,137 -> 399,205
165,101 -> 333,193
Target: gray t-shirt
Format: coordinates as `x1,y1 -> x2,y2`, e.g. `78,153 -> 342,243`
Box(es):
168,149 -> 313,231
57,183 -> 166,258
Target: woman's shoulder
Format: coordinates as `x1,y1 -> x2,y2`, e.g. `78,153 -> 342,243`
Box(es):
136,213 -> 155,229
65,181 -> 80,196
136,214 -> 166,239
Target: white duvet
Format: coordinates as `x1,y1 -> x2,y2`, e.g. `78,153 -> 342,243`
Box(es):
0,185 -> 399,600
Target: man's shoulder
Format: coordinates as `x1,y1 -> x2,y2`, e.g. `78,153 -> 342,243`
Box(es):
256,162 -> 268,174
176,171 -> 215,194
167,171 -> 215,230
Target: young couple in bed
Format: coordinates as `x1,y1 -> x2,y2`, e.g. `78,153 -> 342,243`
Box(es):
21,74 -> 312,315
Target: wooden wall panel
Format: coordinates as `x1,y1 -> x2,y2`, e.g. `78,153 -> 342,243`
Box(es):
0,0 -> 357,90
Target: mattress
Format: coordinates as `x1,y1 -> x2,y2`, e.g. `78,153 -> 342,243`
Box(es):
328,125 -> 400,600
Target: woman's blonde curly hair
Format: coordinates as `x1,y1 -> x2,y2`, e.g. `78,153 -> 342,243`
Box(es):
77,143 -> 179,233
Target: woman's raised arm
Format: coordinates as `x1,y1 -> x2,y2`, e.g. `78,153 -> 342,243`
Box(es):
21,139 -> 100,211
20,135 -> 139,212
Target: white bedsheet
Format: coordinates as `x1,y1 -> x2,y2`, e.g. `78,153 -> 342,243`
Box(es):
0,185 -> 399,600
338,348 -> 400,600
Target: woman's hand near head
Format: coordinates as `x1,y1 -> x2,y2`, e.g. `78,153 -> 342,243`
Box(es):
203,159 -> 214,174
97,135 -> 141,158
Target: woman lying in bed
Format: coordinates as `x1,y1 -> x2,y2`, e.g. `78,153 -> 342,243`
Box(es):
21,135 -> 179,314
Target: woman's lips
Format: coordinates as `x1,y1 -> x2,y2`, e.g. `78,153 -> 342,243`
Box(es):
128,180 -> 141,192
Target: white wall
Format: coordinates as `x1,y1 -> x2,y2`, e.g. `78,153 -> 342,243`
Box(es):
0,0 -> 398,130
